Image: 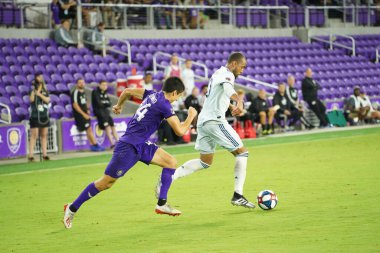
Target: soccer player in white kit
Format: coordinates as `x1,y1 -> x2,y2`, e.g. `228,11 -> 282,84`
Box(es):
157,52 -> 255,209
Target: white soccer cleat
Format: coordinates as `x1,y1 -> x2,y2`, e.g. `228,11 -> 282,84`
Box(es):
154,175 -> 161,199
231,196 -> 256,209
63,203 -> 75,229
155,203 -> 181,216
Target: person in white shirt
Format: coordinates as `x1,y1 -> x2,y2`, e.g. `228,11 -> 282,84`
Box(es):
181,59 -> 195,96
141,73 -> 154,91
156,52 -> 255,209
164,54 -> 181,80
359,90 -> 380,120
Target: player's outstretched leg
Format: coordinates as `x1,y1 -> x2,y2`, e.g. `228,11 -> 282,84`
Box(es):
155,168 -> 181,216
155,158 -> 210,198
230,151 -> 255,209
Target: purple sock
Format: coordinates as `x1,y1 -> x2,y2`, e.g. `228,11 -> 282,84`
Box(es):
159,168 -> 175,200
71,182 -> 100,212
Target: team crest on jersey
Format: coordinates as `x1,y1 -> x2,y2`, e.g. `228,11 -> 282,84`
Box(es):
149,93 -> 157,104
7,128 -> 21,154
94,123 -> 105,145
226,77 -> 231,81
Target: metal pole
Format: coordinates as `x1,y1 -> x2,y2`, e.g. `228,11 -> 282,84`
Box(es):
172,7 -> 176,29
305,7 -> 309,29
47,3 -> 52,29
77,0 -> 82,45
217,0 -> 221,26
149,6 -> 154,29
266,8 -> 269,28
123,7 -> 127,29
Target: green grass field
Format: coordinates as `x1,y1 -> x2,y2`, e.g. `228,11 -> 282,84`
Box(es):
1,127 -> 380,253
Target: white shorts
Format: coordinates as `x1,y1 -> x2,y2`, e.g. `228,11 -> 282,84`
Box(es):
195,121 -> 243,154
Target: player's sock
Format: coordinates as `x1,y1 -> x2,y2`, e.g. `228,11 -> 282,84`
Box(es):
234,152 -> 248,195
158,168 -> 175,205
172,159 -> 210,181
70,182 -> 100,212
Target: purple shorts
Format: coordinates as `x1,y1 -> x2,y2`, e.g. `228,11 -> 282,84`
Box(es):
104,141 -> 159,178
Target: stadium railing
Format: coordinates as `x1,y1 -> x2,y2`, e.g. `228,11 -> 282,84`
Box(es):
153,51 -> 208,81
310,33 -> 356,56
0,103 -> 12,125
79,27 -> 132,65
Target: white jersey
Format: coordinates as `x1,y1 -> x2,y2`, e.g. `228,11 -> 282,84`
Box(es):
197,66 -> 236,126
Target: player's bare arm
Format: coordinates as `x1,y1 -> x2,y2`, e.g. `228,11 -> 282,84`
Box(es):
73,102 -> 90,120
113,88 -> 146,114
166,107 -> 197,136
229,93 -> 244,116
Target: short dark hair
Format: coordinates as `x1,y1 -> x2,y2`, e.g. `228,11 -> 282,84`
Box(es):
228,52 -> 245,63
201,84 -> 208,90
162,77 -> 185,93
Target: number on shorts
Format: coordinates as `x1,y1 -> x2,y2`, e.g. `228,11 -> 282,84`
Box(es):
135,103 -> 151,121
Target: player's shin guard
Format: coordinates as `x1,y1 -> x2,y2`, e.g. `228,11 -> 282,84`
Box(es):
158,168 -> 175,204
172,159 -> 210,181
70,182 -> 100,212
234,152 -> 248,195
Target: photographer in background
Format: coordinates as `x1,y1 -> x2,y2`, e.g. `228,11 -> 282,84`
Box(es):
28,73 -> 51,162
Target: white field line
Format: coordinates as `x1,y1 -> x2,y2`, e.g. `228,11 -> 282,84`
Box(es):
0,133 -> 377,177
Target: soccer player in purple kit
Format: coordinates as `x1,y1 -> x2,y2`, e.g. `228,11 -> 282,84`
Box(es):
63,77 -> 197,229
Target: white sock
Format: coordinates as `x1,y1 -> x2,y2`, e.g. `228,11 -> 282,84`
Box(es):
234,152 -> 248,195
172,159 -> 210,181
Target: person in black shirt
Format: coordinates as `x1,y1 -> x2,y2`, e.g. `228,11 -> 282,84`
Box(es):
285,75 -> 313,129
248,89 -> 275,135
91,80 -> 119,148
301,68 -> 329,127
28,73 -> 51,162
273,83 -> 301,129
71,78 -> 105,152
184,87 -> 201,132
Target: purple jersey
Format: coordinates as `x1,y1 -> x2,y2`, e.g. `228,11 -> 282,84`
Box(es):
120,90 -> 175,144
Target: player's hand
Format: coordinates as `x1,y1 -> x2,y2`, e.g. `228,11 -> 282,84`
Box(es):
284,110 -> 291,116
188,106 -> 198,119
231,105 -> 243,116
113,104 -> 122,115
83,114 -> 91,120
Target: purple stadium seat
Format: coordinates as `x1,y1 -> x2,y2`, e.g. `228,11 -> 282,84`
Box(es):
56,83 -> 70,93
15,107 -> 29,121
59,93 -> 71,105
62,73 -> 74,84
95,72 -> 106,82
5,85 -> 18,96
10,96 -> 23,107
105,72 -> 116,83
22,95 -> 30,105
53,105 -> 65,118
49,94 -> 60,106
84,73 -> 96,83
18,85 -> 30,96
46,64 -> 57,75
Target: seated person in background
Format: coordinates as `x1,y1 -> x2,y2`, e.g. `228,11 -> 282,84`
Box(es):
91,80 -> 119,149
71,78 -> 105,152
359,89 -> 380,121
54,19 -> 78,47
184,87 -> 201,133
285,75 -> 313,129
235,89 -> 254,125
87,22 -> 106,54
273,83 -> 301,129
248,89 -> 275,135
347,87 -> 368,123
141,72 -> 154,91
164,54 -> 181,79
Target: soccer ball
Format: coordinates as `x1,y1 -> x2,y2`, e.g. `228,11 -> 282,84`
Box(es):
257,190 -> 278,210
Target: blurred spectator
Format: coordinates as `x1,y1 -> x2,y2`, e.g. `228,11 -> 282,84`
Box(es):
347,87 -> 366,123
28,73 -> 51,162
87,22 -> 106,54
164,54 -> 181,79
101,0 -> 117,28
82,0 -> 100,27
141,72 -> 154,91
359,90 -> 380,121
181,59 -> 195,96
71,78 -> 105,152
153,0 -> 173,29
54,19 -> 78,47
51,0 -> 61,28
198,84 -> 207,108
301,68 -> 330,127
91,80 -> 119,149
285,75 -> 313,129
248,89 -> 275,135
273,83 -> 301,129
188,0 -> 207,29
184,87 -> 201,132
58,0 -> 77,22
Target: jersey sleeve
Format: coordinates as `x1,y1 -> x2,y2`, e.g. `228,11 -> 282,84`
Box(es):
223,82 -> 237,99
142,89 -> 155,100
160,102 -> 176,119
